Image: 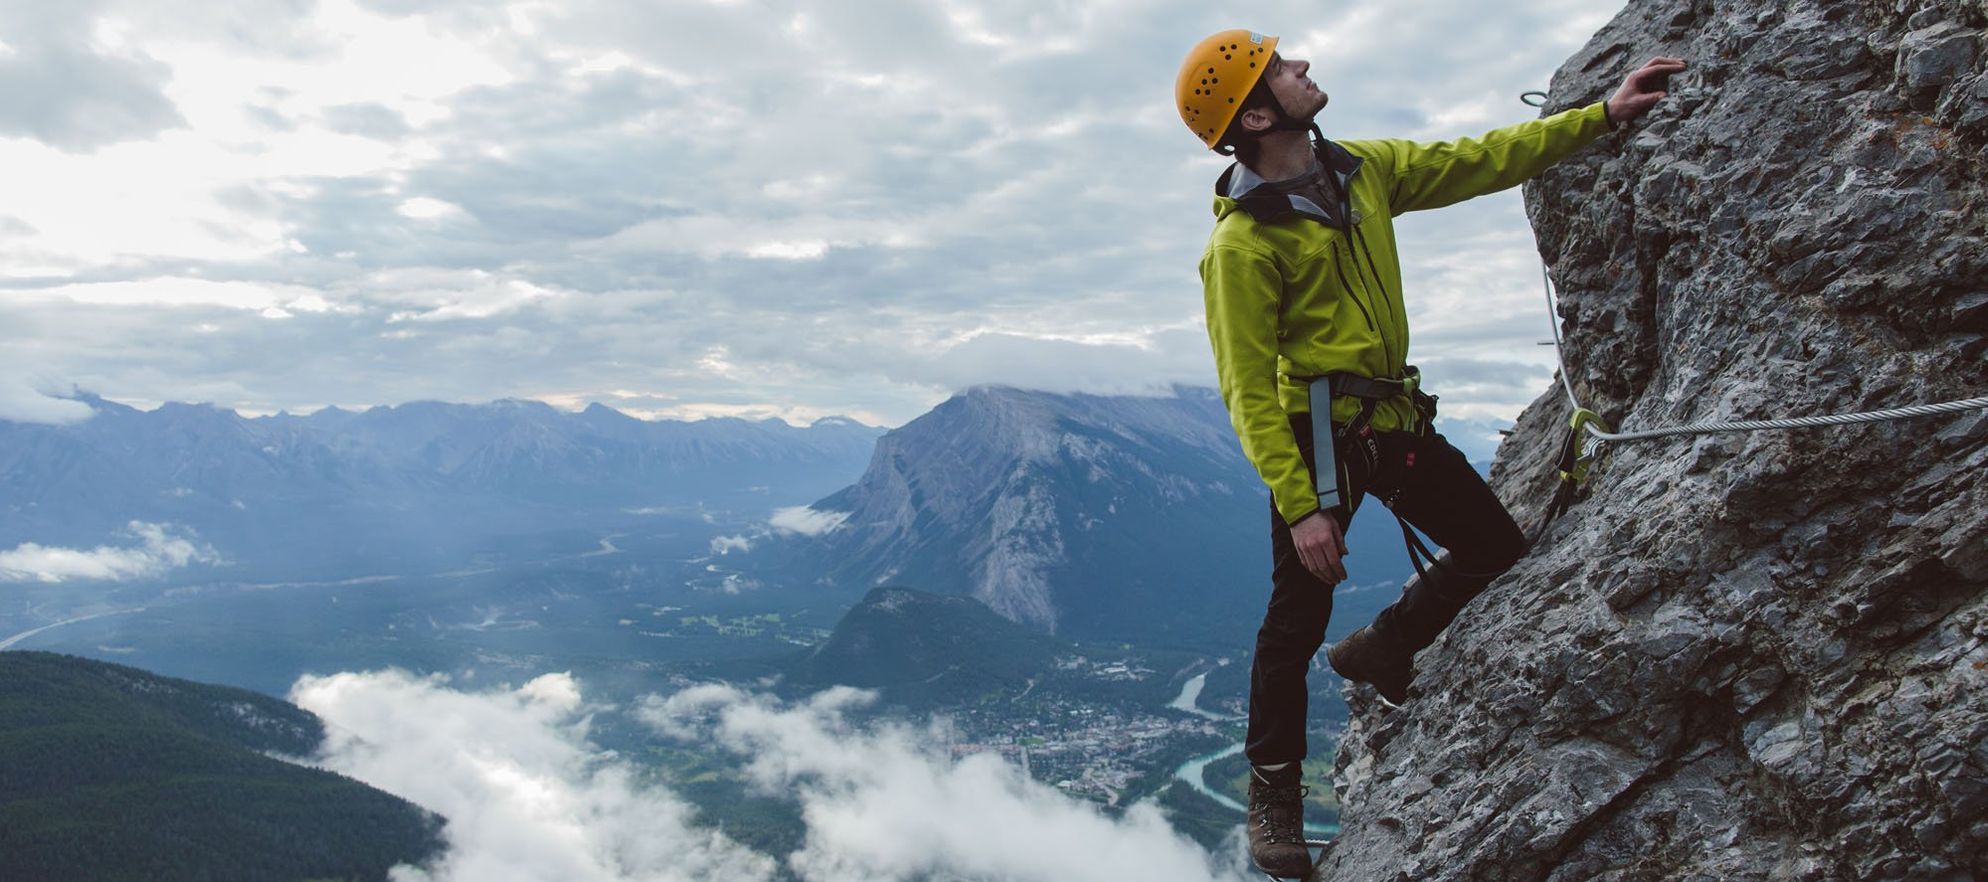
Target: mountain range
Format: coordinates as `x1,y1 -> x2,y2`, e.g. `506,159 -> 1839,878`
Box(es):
4,385 -> 1430,664
0,393 -> 882,573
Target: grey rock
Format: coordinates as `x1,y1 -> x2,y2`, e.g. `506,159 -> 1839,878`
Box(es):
1898,22 -> 1981,97
1322,1 -> 1988,879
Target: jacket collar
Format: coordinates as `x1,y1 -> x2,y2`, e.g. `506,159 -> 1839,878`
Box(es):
1214,137 -> 1366,228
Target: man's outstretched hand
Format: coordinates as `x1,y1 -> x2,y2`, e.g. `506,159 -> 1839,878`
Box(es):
1606,56 -> 1688,127
1293,511 -> 1349,585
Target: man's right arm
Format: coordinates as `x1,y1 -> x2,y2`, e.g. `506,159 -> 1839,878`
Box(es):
1200,242 -> 1320,527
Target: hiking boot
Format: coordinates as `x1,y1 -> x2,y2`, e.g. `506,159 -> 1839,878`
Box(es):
1247,764 -> 1313,879
1327,625 -> 1414,705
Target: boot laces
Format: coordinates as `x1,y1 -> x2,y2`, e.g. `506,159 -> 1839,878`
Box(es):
1252,783 -> 1309,845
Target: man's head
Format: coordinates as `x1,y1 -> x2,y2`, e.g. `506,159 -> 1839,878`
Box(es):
1176,30 -> 1328,156
1232,53 -> 1328,142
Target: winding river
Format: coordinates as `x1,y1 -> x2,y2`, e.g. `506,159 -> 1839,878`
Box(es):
1168,669 -> 1339,837
0,607 -> 146,651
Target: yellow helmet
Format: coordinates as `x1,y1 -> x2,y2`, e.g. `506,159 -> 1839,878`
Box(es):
1176,29 -> 1279,150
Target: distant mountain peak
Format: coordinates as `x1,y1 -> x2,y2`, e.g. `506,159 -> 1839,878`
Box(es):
809,415 -> 869,429
489,398 -> 561,414
796,386 -> 1263,640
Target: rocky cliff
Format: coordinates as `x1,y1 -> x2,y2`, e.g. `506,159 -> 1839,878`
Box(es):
1324,1 -> 1988,880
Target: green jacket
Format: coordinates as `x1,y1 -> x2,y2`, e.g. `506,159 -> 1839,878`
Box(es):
1199,102 -> 1615,526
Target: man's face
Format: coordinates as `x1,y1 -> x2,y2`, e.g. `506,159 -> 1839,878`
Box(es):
1262,52 -> 1328,121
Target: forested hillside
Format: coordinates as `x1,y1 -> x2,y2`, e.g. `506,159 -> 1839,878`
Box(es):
0,651 -> 444,882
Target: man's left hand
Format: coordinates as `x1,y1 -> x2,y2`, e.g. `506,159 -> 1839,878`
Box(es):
1606,56 -> 1688,127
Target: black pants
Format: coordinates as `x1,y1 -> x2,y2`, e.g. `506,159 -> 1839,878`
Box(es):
1244,413 -> 1527,765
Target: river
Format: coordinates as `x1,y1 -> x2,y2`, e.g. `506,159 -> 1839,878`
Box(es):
0,607 -> 146,651
1167,671 -> 1236,720
1167,668 -> 1338,837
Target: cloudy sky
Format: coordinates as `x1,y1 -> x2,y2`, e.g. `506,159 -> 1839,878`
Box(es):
1,0 -> 1629,428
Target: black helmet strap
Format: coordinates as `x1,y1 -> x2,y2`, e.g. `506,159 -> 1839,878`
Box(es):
1220,75 -> 1321,154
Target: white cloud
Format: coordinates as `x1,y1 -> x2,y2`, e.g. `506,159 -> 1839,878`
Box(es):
360,268 -> 566,323
293,672 -> 1253,882
744,240 -> 829,260
23,277 -> 330,311
292,669 -> 778,882
643,684 -> 1254,882
914,329 -> 1213,398
709,534 -> 752,555
768,506 -> 850,537
0,380 -> 95,425
397,197 -> 468,222
0,521 -> 219,583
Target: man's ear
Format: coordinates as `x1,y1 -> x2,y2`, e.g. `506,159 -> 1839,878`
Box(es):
1236,105 -> 1275,135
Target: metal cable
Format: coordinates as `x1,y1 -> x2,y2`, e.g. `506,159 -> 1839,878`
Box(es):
1591,398 -> 1988,442
1539,263 -> 1988,445
1541,264 -> 1581,410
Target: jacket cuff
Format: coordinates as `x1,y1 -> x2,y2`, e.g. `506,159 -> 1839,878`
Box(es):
1276,496 -> 1322,528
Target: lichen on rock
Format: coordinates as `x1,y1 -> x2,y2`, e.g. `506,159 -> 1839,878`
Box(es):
1323,1 -> 1988,879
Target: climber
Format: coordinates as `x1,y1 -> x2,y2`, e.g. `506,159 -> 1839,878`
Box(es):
1176,29 -> 1685,878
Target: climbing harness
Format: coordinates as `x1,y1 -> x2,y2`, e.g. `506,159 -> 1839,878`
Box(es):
1297,368 -> 1471,580
1519,92 -> 1988,537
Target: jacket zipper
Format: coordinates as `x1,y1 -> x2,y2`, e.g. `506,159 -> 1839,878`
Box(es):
1352,227 -> 1401,369
1330,254 -> 1378,334
1333,240 -> 1393,369
1324,166 -> 1401,373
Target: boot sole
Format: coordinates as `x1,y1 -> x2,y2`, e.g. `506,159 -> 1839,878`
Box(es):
1326,638 -> 1410,705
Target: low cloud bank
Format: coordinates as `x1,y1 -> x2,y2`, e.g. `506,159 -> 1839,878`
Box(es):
0,521 -> 217,583
295,671 -> 1252,882
709,534 -> 753,555
768,506 -> 850,537
646,684 -> 1250,882
293,670 -> 777,882
0,381 -> 94,426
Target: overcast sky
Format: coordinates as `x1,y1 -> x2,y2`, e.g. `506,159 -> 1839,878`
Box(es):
1,0 -> 1629,428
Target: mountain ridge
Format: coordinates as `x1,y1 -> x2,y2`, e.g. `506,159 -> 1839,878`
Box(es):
0,393 -> 884,573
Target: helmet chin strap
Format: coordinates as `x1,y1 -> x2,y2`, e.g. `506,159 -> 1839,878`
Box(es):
1261,98 -> 1324,146
1220,87 -> 1323,156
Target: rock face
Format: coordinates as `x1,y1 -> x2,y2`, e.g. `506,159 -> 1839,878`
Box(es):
1324,2 -> 1988,880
